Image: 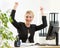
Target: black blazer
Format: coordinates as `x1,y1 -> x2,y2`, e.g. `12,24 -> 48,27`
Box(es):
10,10 -> 47,43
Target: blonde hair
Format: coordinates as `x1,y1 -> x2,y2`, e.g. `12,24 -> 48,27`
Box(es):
25,10 -> 34,17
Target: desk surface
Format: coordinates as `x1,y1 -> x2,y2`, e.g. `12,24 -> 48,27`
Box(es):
12,43 -> 60,48
13,46 -> 60,48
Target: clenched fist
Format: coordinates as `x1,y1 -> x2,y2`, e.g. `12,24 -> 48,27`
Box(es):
13,2 -> 19,10
40,7 -> 45,16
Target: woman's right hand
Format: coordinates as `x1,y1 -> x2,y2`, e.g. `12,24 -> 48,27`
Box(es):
13,2 -> 19,10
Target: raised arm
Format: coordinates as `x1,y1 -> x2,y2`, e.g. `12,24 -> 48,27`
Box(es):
35,7 -> 47,31
10,2 -> 19,28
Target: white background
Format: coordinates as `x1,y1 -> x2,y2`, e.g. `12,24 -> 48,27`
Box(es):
0,0 -> 60,46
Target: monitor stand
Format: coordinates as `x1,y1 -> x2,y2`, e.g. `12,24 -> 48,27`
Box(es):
55,32 -> 58,45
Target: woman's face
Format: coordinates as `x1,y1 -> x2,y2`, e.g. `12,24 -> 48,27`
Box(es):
25,13 -> 34,23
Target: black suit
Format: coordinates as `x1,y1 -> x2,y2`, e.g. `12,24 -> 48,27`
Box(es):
10,10 -> 47,43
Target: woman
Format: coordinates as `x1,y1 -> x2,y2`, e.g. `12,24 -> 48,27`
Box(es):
10,2 -> 47,43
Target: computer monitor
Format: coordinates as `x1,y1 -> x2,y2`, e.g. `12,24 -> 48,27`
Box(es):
46,21 -> 59,39
46,21 -> 59,45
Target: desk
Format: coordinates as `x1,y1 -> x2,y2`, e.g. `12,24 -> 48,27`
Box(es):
13,43 -> 60,48
13,46 -> 60,48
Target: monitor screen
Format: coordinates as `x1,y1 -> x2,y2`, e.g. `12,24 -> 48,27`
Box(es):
46,21 -> 59,40
46,25 -> 55,40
